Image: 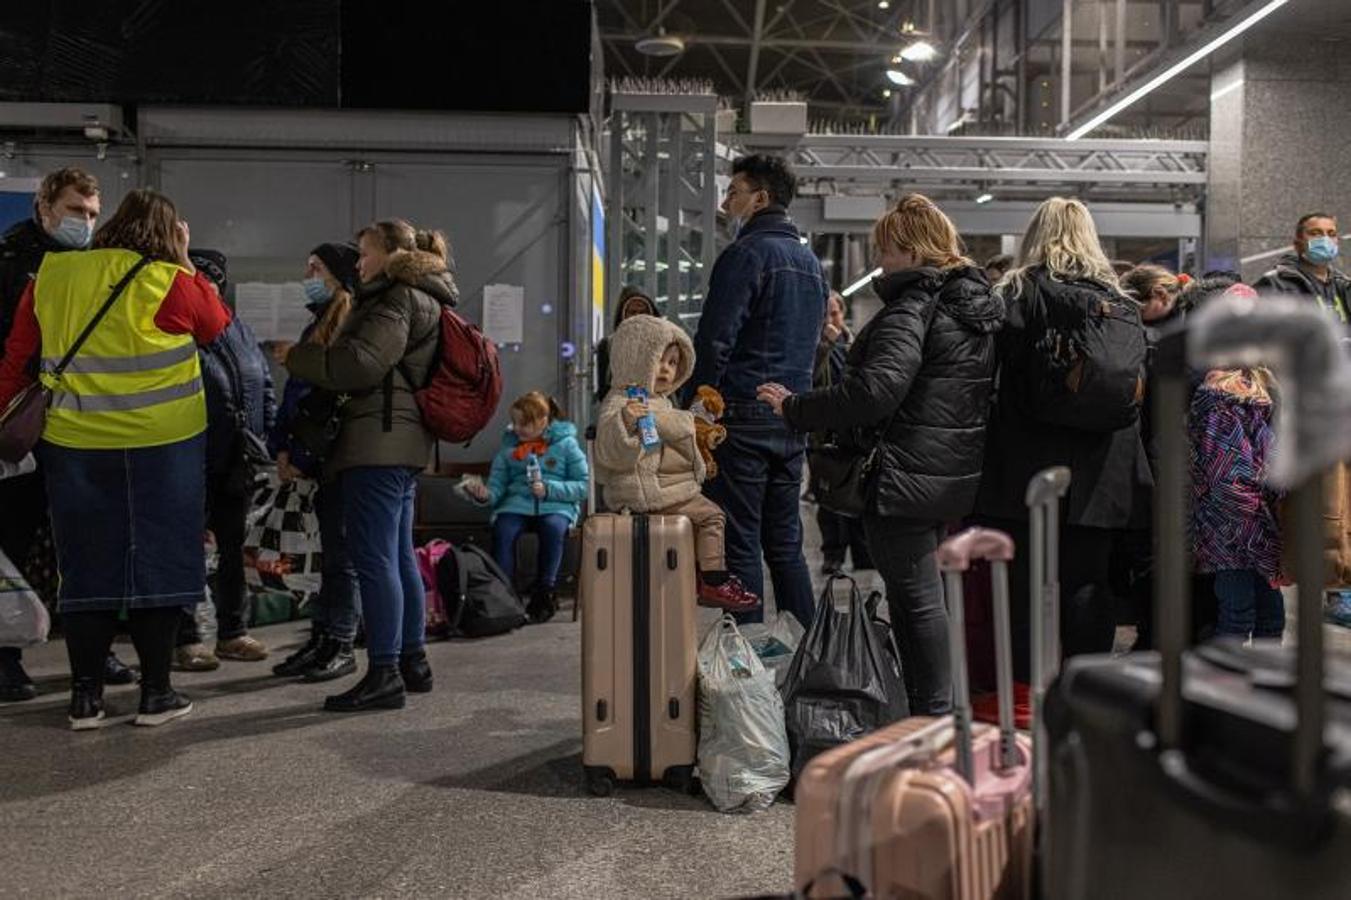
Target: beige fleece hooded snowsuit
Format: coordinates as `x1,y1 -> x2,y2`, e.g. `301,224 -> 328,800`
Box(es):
594,315 -> 725,571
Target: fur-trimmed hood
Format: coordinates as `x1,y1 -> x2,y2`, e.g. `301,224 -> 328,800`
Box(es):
607,314 -> 695,397
374,249 -> 458,306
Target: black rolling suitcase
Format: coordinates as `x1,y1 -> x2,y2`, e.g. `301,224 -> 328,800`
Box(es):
1042,295 -> 1351,899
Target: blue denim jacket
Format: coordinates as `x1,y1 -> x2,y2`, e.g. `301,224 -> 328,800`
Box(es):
687,208 -> 828,409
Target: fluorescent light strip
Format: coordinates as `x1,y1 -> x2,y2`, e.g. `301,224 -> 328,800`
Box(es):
1209,78 -> 1244,102
843,267 -> 884,297
1065,0 -> 1289,141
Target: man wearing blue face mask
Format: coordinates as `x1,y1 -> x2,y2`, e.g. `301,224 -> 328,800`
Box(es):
1256,212 -> 1351,324
0,167 -> 138,701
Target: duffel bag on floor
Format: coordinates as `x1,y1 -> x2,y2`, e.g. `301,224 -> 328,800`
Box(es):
434,542 -> 526,638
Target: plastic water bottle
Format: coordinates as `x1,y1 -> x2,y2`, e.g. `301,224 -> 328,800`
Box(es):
626,384 -> 662,451
526,452 -> 543,513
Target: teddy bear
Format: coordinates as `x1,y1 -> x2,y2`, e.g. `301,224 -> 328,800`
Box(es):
690,384 -> 727,480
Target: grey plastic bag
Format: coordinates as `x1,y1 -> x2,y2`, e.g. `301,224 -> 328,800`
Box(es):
697,615 -> 792,813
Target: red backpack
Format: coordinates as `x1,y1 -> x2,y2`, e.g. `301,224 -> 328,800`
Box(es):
401,307 -> 503,445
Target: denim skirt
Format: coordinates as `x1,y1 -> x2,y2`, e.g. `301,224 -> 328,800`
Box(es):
39,433 -> 206,613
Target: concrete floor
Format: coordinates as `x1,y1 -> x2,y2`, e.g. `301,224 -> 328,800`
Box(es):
0,503 -> 877,900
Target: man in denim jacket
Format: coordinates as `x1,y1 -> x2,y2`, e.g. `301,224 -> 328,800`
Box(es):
686,154 -> 828,626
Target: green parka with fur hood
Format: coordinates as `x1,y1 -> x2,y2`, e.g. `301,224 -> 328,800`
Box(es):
285,248 -> 457,478
594,315 -> 705,512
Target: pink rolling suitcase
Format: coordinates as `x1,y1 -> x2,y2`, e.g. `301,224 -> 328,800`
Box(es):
794,527 -> 1033,899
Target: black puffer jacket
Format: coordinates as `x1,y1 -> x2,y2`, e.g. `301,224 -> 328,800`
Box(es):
975,267 -> 1153,528
784,265 -> 1003,522
0,218 -> 62,348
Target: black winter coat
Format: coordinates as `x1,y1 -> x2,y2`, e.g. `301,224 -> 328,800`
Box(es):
974,267 -> 1153,529
784,266 -> 1003,522
201,316 -> 276,476
0,218 -> 63,349
1254,254 -> 1351,323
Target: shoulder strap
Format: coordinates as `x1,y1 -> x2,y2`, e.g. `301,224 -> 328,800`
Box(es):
52,256 -> 152,377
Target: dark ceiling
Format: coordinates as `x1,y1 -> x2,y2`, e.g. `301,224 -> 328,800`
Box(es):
598,0 -> 929,119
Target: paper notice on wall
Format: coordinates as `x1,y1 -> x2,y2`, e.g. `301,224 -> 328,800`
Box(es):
483,283 -> 525,345
234,282 -> 310,341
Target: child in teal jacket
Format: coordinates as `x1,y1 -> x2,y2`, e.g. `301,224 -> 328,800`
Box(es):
467,392 -> 587,621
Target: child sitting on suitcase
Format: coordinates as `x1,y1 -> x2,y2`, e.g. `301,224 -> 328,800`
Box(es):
466,391 -> 588,623
593,314 -> 760,613
1190,363 -> 1285,643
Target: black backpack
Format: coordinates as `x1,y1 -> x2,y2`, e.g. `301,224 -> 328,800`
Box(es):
1022,272 -> 1146,433
434,542 -> 527,638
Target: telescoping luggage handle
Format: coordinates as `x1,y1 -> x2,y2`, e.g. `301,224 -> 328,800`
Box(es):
584,424 -> 597,517
1025,465 -> 1070,815
938,527 -> 1019,783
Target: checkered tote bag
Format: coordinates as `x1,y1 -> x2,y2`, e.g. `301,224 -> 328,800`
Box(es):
243,476 -> 323,601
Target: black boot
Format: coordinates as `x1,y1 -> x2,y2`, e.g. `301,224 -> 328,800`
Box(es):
323,664 -> 405,712
301,636 -> 358,683
134,687 -> 192,727
68,678 -> 105,731
0,651 -> 36,703
399,650 -> 433,693
527,588 -> 558,624
273,627 -> 325,677
103,652 -> 137,686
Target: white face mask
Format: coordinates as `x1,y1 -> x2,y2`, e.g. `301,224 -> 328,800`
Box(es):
51,215 -> 94,249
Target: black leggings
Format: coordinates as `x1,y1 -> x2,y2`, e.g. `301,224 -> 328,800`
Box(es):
64,607 -> 180,691
971,516 -> 1117,682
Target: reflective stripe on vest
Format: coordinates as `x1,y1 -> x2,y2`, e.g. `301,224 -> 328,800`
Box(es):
34,249 -> 206,450
48,377 -> 204,413
41,342 -> 198,376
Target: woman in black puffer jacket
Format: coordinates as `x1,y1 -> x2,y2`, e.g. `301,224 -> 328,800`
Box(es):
758,194 -> 1003,714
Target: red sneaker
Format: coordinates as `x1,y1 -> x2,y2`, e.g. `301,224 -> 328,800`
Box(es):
697,575 -> 762,613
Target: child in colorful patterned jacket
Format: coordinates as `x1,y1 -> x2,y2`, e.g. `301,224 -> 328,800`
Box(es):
1189,364 -> 1285,642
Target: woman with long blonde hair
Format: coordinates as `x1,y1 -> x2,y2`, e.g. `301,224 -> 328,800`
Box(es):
758,193 -> 1004,715
974,196 -> 1151,676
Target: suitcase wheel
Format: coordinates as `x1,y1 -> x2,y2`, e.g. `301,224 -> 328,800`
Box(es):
584,765 -> 616,797
662,765 -> 697,795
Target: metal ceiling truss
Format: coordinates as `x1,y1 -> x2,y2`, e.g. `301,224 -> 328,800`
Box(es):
602,0 -> 926,115
734,133 -> 1208,202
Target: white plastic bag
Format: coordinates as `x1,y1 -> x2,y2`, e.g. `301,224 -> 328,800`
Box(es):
0,548 -> 49,647
697,615 -> 791,813
739,611 -> 806,689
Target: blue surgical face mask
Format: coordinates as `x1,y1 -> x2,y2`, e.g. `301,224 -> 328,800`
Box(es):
302,277 -> 333,305
1305,235 -> 1340,266
51,215 -> 93,249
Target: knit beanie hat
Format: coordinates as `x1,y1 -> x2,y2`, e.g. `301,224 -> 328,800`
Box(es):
311,242 -> 360,291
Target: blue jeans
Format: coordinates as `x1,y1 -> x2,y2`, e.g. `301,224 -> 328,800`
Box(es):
342,466 -> 424,666
703,410 -> 815,627
1214,569 -> 1285,640
313,479 -> 361,642
493,513 -> 570,591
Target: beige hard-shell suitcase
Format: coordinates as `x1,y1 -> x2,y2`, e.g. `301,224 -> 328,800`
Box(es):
580,511 -> 698,795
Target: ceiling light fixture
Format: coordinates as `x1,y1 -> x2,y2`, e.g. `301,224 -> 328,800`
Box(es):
878,0 -> 890,8
843,267 -> 884,297
882,88 -> 892,98
1065,0 -> 1289,140
975,192 -> 994,204
885,69 -> 915,86
900,40 -> 937,62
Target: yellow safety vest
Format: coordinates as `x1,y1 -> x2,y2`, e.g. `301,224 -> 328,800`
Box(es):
35,248 -> 206,450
